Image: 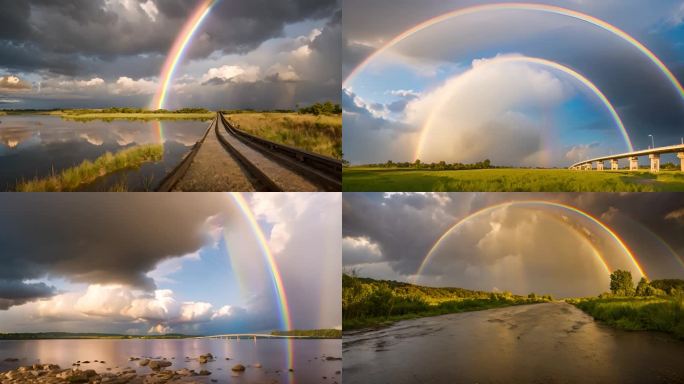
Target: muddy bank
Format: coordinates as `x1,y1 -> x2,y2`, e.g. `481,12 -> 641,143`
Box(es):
343,302 -> 684,384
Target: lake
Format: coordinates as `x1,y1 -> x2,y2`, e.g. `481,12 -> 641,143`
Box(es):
0,115 -> 208,191
0,338 -> 341,383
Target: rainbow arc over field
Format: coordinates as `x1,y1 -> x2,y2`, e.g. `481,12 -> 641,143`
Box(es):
343,2 -> 684,101
227,192 -> 294,371
151,0 -> 219,111
414,56 -> 634,161
415,201 -> 648,283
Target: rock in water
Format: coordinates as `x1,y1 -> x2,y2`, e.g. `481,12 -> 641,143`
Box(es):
231,364 -> 246,372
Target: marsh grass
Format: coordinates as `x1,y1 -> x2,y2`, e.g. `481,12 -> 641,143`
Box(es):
16,144 -> 163,192
227,113 -> 342,159
56,112 -> 214,121
343,168 -> 684,192
568,295 -> 684,339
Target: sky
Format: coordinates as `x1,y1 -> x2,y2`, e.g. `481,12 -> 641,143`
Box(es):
0,0 -> 341,110
343,193 -> 684,298
342,0 -> 684,167
0,192 -> 341,335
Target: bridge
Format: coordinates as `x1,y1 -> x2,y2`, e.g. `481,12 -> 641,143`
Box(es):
570,144 -> 684,173
156,112 -> 341,191
195,333 -> 312,340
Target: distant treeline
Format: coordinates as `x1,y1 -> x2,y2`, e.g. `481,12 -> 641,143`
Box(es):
358,159 -> 495,170
297,101 -> 341,115
271,329 -> 342,339
343,274 -> 552,330
568,270 -> 684,339
61,107 -> 211,115
0,332 -> 192,340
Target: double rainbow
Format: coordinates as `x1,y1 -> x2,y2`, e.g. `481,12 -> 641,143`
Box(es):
343,2 -> 684,102
228,193 -> 294,371
415,201 -> 647,282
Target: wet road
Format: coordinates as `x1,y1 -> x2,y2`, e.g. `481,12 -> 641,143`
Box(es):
343,302 -> 684,384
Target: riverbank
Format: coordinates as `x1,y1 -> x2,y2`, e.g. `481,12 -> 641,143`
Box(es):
342,274 -> 552,330
568,295 -> 684,339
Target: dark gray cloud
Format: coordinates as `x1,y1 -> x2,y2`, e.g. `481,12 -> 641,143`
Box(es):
0,280 -> 56,310
343,193 -> 684,293
0,193 -> 235,306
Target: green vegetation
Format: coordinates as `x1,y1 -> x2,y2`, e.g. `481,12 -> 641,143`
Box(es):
52,108 -> 214,121
227,112 -> 342,159
342,274 -> 552,330
568,270 -> 684,339
360,159 -> 494,170
343,168 -> 684,192
297,101 -> 342,115
271,329 -> 342,339
16,144 -> 163,192
0,333 -> 192,340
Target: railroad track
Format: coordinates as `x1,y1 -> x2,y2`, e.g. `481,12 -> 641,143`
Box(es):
157,113 -> 341,192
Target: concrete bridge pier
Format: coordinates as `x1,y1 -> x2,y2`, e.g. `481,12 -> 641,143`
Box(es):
678,152 -> 684,172
596,161 -> 604,171
649,154 -> 660,173
583,163 -> 591,171
611,159 -> 619,170
629,156 -> 639,171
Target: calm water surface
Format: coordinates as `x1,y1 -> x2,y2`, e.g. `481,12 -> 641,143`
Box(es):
0,338 -> 341,383
0,115 -> 208,191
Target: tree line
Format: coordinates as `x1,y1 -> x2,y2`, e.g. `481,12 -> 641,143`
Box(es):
359,159 -> 494,170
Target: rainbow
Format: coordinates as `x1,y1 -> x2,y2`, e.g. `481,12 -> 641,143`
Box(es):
415,200 -> 647,282
151,0 -> 219,110
228,192 -> 294,371
343,2 -> 684,102
152,119 -> 164,143
414,56 -> 634,161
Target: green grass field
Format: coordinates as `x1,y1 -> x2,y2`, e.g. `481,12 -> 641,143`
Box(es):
343,168 -> 684,192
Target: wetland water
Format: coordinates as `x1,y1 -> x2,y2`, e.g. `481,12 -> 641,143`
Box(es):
343,302 -> 684,384
0,338 -> 341,383
0,115 -> 208,191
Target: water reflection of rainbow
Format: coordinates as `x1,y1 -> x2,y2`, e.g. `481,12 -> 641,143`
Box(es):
151,0 -> 219,110
415,201 -> 648,282
152,120 -> 164,143
343,2 -> 684,102
228,192 -> 294,374
414,56 -> 634,162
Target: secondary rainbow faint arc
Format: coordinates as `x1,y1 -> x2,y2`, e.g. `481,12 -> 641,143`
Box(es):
414,56 -> 634,161
415,200 -> 647,280
151,0 -> 219,110
343,2 -> 684,102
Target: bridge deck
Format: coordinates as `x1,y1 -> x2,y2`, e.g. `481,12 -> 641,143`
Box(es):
571,144 -> 684,168
172,119 -> 257,191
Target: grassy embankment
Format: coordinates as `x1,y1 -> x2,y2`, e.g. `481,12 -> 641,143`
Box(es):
16,144 -> 163,192
343,168 -> 684,192
343,274 -> 552,330
226,113 -> 342,159
51,108 -> 214,121
271,329 -> 342,339
568,276 -> 684,339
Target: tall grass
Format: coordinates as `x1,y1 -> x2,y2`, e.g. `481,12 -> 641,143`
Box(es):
16,144 -> 163,192
568,295 -> 684,339
227,113 -> 342,159
343,168 -> 684,192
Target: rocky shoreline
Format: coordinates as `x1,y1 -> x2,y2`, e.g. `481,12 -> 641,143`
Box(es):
3,353 -> 255,383
1,352 -> 342,384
